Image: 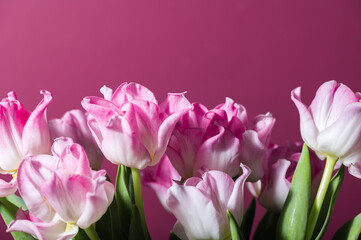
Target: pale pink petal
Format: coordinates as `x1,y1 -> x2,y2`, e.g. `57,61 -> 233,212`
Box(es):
246,181 -> 262,198
166,184 -> 227,240
173,221 -> 189,240
309,81 -> 358,130
195,126 -> 241,178
253,112 -> 275,145
227,164 -> 250,225
0,177 -> 17,197
41,174 -> 91,223
77,179 -> 114,228
159,92 -> 191,115
154,104 -> 192,166
239,130 -> 266,182
0,106 -> 24,172
81,96 -> 120,125
317,103 -> 361,162
111,82 -> 157,105
100,116 -> 151,169
259,159 -> 291,212
8,209 -> 78,240
291,87 -> 319,150
22,90 -> 52,157
100,85 -> 114,101
348,161 -> 361,179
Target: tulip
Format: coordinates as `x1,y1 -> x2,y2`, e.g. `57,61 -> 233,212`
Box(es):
291,80 -> 361,178
141,155 -> 181,212
8,209 -> 78,240
49,109 -> 104,170
258,143 -> 325,212
0,90 -> 52,197
291,80 -> 361,239
81,82 -> 191,169
240,113 -> 275,182
166,165 -> 250,240
166,97 -> 243,180
16,137 -> 114,229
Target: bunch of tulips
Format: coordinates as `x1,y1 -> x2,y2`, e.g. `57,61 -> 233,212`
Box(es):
0,80 -> 360,240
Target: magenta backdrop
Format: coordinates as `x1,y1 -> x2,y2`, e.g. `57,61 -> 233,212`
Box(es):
1,1 -> 361,239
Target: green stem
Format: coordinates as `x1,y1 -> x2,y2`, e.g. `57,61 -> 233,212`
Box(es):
131,167 -> 148,237
306,156 -> 337,240
84,225 -> 100,240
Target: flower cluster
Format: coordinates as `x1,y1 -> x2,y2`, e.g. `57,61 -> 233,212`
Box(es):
0,80 -> 360,240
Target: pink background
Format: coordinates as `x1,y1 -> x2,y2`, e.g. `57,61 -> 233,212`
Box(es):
1,1 -> 361,239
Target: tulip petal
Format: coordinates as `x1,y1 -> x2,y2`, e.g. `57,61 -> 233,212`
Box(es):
259,159 -> 291,212
18,156 -> 58,222
154,104 -> 192,166
291,87 -> 319,150
81,96 -> 120,125
77,179 -> 114,228
317,103 -> 361,162
195,126 -> 241,178
8,209 -> 78,240
22,90 -> 52,157
167,183 -> 226,240
111,82 -> 158,105
309,81 -> 359,130
159,92 -> 191,116
0,177 -> 17,197
239,130 -> 266,182
41,174 -> 91,223
100,115 -> 151,169
228,164 -> 251,224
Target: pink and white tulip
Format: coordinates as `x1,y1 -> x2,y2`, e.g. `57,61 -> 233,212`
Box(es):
49,109 -> 104,170
166,98 -> 243,179
0,90 -> 52,197
258,143 -> 325,212
81,82 -> 191,169
8,209 -> 78,240
240,113 -> 276,182
141,155 -> 181,211
166,165 -> 250,240
16,137 -> 114,229
292,80 -> 361,178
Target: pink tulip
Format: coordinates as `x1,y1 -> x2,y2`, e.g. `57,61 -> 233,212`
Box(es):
240,113 -> 276,182
141,155 -> 181,211
292,80 -> 361,178
258,143 -> 326,212
166,98 -> 243,179
17,137 -> 114,229
0,90 -> 52,197
49,109 -> 104,170
81,82 -> 191,169
8,209 -> 78,240
166,165 -> 250,240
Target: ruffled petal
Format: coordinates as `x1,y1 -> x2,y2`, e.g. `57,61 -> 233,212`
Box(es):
22,90 -> 52,156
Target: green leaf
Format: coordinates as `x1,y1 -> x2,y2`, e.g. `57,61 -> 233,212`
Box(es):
74,228 -> 90,240
241,198 -> 256,240
312,165 -> 345,240
5,195 -> 27,211
169,231 -> 181,240
253,211 -> 279,240
227,210 -> 245,240
276,143 -> 311,240
0,201 -> 34,240
129,204 -> 151,240
95,175 -> 122,240
115,165 -> 134,239
332,212 -> 361,240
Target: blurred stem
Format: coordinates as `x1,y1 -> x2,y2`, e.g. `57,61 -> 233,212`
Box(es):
84,225 -> 100,240
131,168 -> 148,237
306,156 -> 337,240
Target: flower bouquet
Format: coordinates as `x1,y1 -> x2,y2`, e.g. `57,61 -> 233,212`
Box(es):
0,81 -> 360,240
